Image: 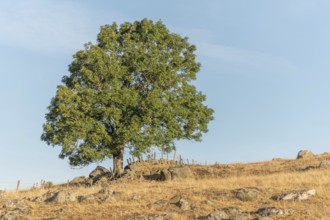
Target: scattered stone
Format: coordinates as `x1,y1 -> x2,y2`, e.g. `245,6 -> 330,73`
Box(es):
235,187 -> 260,201
77,194 -> 95,203
203,200 -> 214,206
97,188 -> 114,195
45,190 -> 76,203
319,160 -> 330,168
0,201 -> 31,220
256,207 -> 293,217
69,176 -> 87,186
129,214 -> 172,220
229,215 -> 249,220
177,198 -> 190,210
296,150 -> 314,159
201,209 -> 228,220
150,199 -> 168,208
272,189 -> 316,201
160,166 -> 194,181
89,166 -> 111,179
168,195 -> 182,204
302,165 -> 317,171
31,196 -> 44,203
160,169 -> 172,181
131,194 -> 142,201
198,207 -> 243,220
254,217 -> 273,220
88,166 -> 112,185
223,207 -> 242,216
78,188 -> 115,203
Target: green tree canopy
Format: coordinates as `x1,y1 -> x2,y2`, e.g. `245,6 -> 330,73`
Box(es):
41,19 -> 214,177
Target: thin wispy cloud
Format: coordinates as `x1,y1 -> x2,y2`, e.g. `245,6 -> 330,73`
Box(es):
198,42 -> 300,74
0,0 -> 118,55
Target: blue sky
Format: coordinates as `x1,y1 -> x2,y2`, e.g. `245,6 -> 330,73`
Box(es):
1,0 -> 330,189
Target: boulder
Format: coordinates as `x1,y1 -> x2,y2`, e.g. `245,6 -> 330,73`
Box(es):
77,188 -> 115,204
198,207 -> 243,220
129,214 -> 172,220
254,217 -> 273,220
160,169 -> 172,181
176,198 -> 190,211
202,209 -> 228,220
160,166 -> 194,181
235,187 -> 260,201
69,176 -> 87,186
89,166 -> 111,179
256,207 -> 293,217
319,160 -> 330,168
45,190 -> 76,203
77,194 -> 95,203
272,189 -> 316,201
0,201 -> 31,220
296,150 -> 314,159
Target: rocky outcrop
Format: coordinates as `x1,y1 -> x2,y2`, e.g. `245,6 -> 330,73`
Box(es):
296,150 -> 314,159
319,160 -> 330,168
69,176 -> 89,186
129,214 -> 172,220
45,190 -> 76,203
272,189 -> 316,201
256,207 -> 293,217
0,199 -> 31,220
160,166 -> 194,181
234,187 -> 260,201
198,207 -> 244,220
89,166 -> 112,185
78,188 -> 115,203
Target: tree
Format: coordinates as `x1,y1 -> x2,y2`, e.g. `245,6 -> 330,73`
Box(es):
41,19 -> 214,177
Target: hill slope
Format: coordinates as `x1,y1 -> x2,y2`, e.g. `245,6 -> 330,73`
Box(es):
1,151 -> 330,219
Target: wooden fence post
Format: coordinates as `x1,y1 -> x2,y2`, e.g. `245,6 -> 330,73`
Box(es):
16,180 -> 20,192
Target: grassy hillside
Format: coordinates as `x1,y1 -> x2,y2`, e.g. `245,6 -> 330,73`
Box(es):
1,151 -> 330,219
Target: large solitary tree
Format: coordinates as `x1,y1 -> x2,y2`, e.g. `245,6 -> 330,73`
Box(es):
41,19 -> 214,177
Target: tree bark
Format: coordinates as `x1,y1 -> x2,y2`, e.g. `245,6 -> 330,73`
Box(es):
113,145 -> 124,178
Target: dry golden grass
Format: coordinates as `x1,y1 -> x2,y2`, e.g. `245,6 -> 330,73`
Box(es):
3,153 -> 330,219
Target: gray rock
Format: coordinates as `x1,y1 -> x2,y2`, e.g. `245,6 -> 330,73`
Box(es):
229,216 -> 249,220
235,187 -> 260,201
0,203 -> 31,220
150,199 -> 168,208
198,207 -> 243,220
88,166 -> 112,185
160,166 -> 194,181
129,214 -> 172,220
256,207 -> 293,217
45,190 -> 76,203
223,207 -> 242,216
89,166 -> 111,179
1,212 -> 17,220
204,209 -> 228,219
78,188 -> 115,203
131,194 -> 142,201
254,217 -> 273,220
69,176 -> 87,186
97,188 -> 114,195
296,150 -> 314,159
160,169 -> 172,181
77,194 -> 95,203
177,198 -> 190,210
319,160 -> 330,168
272,189 -> 315,201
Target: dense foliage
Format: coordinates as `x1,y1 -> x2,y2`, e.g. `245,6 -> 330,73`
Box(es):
41,19 -> 214,174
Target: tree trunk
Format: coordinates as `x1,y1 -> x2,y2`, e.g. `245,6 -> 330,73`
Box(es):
113,145 -> 124,178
